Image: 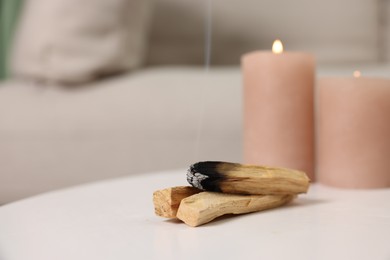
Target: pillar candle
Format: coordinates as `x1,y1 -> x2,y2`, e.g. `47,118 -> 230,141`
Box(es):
241,41 -> 315,180
317,76 -> 390,188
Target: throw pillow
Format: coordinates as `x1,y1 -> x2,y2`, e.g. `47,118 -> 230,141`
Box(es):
11,0 -> 153,84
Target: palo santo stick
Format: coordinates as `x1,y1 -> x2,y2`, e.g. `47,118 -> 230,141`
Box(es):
187,161 -> 309,195
177,192 -> 294,227
153,186 -> 202,218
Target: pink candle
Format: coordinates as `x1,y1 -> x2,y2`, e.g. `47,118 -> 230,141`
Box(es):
317,74 -> 390,188
241,40 -> 315,180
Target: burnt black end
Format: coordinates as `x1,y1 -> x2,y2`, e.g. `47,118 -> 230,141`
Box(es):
187,161 -> 225,191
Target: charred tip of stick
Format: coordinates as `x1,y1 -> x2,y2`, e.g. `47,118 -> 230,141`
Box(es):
187,162 -> 224,192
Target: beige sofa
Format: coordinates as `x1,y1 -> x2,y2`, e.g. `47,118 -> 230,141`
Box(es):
1,0 -> 389,203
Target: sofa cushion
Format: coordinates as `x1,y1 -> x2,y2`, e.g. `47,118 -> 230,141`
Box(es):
11,0 -> 153,85
0,67 -> 243,203
147,0 -> 379,65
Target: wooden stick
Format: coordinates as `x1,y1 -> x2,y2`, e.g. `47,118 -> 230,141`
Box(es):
176,192 -> 294,227
187,161 -> 310,195
153,186 -> 202,218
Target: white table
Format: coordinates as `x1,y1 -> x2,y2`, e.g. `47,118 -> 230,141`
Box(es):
0,169 -> 390,260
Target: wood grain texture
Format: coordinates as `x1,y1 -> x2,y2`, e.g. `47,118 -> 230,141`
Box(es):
176,192 -> 294,227
153,186 -> 202,218
218,165 -> 310,195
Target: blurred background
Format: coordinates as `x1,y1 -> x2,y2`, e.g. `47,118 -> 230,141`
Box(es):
0,0 -> 389,203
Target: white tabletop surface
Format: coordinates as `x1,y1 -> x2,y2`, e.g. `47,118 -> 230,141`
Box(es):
1,169 -> 390,260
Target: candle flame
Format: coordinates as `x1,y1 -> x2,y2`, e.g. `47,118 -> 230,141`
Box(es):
353,70 -> 361,78
272,39 -> 283,54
